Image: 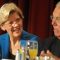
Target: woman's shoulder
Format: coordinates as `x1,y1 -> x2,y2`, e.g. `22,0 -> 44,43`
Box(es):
22,30 -> 40,40
0,33 -> 9,41
0,33 -> 8,37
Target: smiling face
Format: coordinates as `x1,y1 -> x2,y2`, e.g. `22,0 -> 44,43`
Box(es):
1,11 -> 23,38
52,7 -> 60,38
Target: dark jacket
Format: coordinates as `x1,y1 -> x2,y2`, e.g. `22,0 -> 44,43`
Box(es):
44,35 -> 60,57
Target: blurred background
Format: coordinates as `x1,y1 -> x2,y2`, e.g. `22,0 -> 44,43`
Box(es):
0,0 -> 59,41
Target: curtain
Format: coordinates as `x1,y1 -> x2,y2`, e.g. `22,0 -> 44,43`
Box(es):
28,0 -> 54,40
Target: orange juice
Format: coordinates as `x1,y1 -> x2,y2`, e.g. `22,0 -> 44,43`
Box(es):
29,49 -> 38,59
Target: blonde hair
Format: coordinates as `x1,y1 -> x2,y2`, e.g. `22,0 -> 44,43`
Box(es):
0,3 -> 24,25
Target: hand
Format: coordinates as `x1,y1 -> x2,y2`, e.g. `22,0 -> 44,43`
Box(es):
40,50 -> 46,57
46,50 -> 60,60
46,50 -> 53,56
40,50 -> 60,60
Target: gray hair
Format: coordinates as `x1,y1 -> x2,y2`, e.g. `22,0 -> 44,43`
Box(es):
56,1 -> 60,7
0,3 -> 24,25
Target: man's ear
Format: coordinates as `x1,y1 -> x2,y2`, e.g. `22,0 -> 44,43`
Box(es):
0,25 -> 6,31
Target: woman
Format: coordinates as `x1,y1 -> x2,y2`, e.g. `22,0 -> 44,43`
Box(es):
0,3 -> 42,59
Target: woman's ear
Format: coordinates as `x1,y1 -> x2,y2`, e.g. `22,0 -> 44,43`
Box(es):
0,25 -> 6,31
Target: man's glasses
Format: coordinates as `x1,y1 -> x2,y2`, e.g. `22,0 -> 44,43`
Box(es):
50,15 -> 60,22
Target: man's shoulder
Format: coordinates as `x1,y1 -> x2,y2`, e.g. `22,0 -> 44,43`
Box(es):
45,35 -> 55,41
46,35 -> 59,42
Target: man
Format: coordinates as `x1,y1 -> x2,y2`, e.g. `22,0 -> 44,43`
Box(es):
0,3 -> 42,59
44,1 -> 60,58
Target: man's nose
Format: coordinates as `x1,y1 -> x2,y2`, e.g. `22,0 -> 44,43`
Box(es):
52,20 -> 57,26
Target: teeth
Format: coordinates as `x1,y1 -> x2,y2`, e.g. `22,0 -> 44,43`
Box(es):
11,28 -> 20,32
14,29 -> 19,31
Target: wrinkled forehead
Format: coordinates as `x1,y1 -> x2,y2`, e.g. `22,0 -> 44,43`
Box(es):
53,7 -> 60,16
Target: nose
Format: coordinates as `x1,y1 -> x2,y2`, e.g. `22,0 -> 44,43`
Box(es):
12,22 -> 18,27
52,19 -> 57,27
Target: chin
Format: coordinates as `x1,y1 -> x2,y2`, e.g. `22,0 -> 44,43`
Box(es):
54,31 -> 60,37
54,33 -> 60,37
13,32 -> 22,37
13,34 -> 20,37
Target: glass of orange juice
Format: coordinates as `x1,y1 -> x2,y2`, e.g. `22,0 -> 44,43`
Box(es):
29,41 -> 38,60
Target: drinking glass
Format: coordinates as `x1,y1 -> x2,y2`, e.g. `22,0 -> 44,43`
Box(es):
28,41 -> 38,60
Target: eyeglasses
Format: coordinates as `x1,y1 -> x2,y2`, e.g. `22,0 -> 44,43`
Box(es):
50,15 -> 60,20
50,15 -> 60,22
